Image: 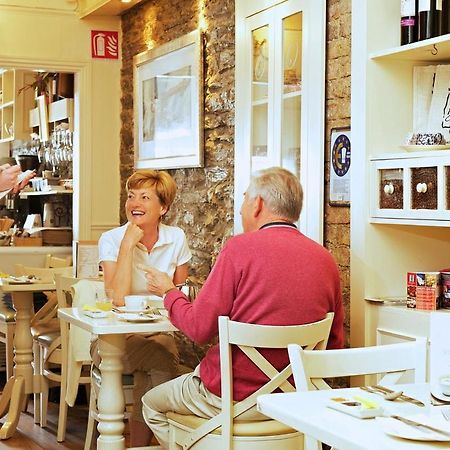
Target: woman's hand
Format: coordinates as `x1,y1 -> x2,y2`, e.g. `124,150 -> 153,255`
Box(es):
138,264 -> 175,297
122,223 -> 144,249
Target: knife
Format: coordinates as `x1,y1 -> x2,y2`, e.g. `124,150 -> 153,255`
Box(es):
391,415 -> 450,436
374,385 -> 425,407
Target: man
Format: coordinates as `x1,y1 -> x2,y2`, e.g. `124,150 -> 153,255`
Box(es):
0,163 -> 34,193
140,167 -> 344,448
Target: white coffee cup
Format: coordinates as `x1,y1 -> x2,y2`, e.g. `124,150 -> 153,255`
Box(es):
439,375 -> 450,396
124,295 -> 147,311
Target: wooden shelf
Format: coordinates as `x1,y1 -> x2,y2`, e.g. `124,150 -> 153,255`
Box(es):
19,189 -> 73,199
371,33 -> 450,61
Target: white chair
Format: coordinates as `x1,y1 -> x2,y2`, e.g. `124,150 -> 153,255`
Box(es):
287,338 -> 427,450
165,313 -> 334,450
47,275 -> 93,442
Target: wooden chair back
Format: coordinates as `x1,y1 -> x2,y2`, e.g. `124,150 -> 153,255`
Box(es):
45,254 -> 73,268
168,312 -> 334,450
288,337 -> 427,391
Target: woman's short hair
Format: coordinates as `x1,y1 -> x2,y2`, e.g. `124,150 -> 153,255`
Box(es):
126,170 -> 177,211
247,167 -> 303,222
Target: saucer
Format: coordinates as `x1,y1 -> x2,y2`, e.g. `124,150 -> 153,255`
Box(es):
113,312 -> 160,323
430,384 -> 450,402
115,306 -> 151,314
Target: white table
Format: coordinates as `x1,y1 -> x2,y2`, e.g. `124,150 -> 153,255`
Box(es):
0,281 -> 56,439
58,307 -> 177,450
257,384 -> 450,450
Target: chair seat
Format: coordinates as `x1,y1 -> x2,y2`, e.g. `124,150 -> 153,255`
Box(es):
31,319 -> 60,338
0,304 -> 15,322
36,331 -> 60,347
166,412 -> 296,437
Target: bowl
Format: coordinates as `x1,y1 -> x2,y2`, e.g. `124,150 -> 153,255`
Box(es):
15,155 -> 40,172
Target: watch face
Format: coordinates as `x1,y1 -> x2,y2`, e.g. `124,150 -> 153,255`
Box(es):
332,134 -> 351,177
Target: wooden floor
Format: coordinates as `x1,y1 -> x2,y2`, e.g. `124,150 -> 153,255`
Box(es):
0,373 -> 131,449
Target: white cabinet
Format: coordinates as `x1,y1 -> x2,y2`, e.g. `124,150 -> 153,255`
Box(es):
234,0 -> 325,242
351,1 -> 450,349
370,151 -> 450,225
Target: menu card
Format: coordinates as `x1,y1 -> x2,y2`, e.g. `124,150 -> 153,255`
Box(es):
74,240 -> 99,279
430,312 -> 450,383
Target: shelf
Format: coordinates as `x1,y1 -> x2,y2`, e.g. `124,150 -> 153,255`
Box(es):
252,98 -> 268,107
0,100 -> 14,110
283,90 -> 301,100
370,149 -> 450,161
19,189 -> 73,199
369,217 -> 450,227
48,98 -> 73,123
371,34 -> 450,61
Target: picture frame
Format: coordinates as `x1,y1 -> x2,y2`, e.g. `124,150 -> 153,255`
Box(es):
329,127 -> 351,206
133,30 -> 204,169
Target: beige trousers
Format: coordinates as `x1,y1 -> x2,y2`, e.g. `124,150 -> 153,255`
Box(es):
142,365 -> 265,449
91,333 -> 178,422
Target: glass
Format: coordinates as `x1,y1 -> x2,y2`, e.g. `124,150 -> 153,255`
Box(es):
251,25 -> 269,172
95,288 -> 113,311
281,12 -> 302,178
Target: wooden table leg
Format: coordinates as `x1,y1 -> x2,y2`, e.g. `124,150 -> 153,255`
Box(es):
0,291 -> 34,439
96,334 -> 126,450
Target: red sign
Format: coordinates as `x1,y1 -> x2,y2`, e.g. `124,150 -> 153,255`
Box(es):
91,30 -> 119,59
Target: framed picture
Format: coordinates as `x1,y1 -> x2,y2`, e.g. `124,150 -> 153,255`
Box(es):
133,30 -> 204,169
329,127 -> 351,206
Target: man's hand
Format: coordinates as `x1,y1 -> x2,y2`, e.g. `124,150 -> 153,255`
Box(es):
137,264 -> 175,297
0,164 -> 21,191
122,223 -> 144,249
12,169 -> 36,193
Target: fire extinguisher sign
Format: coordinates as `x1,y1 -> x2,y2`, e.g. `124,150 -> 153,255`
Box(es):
91,30 -> 119,59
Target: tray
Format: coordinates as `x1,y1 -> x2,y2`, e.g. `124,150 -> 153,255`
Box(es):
401,144 -> 450,152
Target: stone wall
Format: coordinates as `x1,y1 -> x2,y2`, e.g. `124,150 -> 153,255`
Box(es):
325,0 -> 351,345
121,0 -> 235,282
120,0 -> 352,354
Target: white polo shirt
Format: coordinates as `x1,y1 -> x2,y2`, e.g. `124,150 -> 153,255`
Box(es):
98,222 -> 192,294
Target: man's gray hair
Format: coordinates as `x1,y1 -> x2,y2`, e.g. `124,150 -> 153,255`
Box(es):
246,167 -> 303,222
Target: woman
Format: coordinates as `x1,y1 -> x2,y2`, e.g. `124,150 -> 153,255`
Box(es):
96,169 -> 191,446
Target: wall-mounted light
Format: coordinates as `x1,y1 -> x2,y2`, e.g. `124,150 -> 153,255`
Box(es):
121,0 -> 132,3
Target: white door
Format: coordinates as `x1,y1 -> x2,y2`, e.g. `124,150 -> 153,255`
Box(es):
235,0 -> 325,242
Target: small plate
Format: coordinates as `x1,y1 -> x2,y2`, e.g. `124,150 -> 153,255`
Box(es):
2,276 -> 39,284
115,306 -> 154,314
430,384 -> 450,403
402,144 -> 450,152
377,416 -> 450,442
113,312 -> 160,323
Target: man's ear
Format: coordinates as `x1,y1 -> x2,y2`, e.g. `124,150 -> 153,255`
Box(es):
253,195 -> 263,218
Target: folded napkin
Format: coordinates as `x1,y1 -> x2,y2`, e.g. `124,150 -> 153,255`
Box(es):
66,279 -> 105,406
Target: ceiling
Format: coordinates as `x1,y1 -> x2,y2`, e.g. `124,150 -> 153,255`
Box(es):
78,0 -> 144,17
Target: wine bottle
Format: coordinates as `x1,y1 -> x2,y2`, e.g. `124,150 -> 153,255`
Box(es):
418,0 -> 442,40
401,0 -> 418,45
442,0 -> 450,35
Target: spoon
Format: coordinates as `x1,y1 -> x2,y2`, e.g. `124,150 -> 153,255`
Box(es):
360,386 -> 404,401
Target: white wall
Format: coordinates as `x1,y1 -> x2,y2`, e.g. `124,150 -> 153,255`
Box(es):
0,1 -> 121,240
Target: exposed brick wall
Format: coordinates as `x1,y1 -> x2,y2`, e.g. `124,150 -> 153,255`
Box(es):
325,0 -> 351,345
120,0 -> 352,356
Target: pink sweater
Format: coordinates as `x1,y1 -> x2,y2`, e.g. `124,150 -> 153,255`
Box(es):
164,226 -> 344,400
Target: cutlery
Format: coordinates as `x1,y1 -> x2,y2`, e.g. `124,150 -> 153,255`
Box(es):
374,385 -> 425,407
360,386 -> 403,401
391,415 -> 450,436
442,409 -> 450,421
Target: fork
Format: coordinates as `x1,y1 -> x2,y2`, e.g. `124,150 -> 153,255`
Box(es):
442,408 -> 450,421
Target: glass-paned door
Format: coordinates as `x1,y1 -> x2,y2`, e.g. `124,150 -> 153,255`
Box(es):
235,0 -> 325,242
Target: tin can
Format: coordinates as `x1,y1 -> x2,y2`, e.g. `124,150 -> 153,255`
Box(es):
441,272 -> 450,309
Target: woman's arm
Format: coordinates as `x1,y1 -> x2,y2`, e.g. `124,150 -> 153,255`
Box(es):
172,262 -> 189,285
102,223 -> 143,306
